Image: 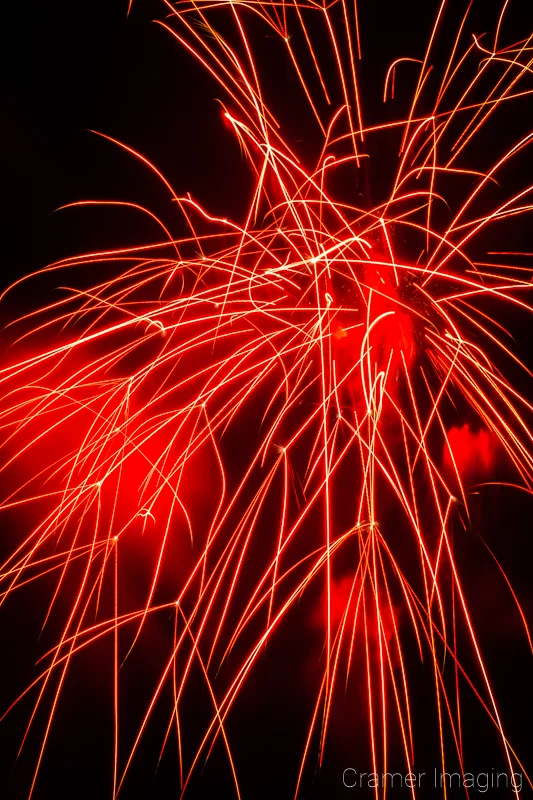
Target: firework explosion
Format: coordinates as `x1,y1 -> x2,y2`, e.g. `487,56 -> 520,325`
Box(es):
1,0 -> 533,797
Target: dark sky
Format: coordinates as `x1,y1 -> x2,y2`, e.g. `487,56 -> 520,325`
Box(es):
1,0 -> 248,288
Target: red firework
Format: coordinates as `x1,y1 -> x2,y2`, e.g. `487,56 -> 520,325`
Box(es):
1,1 -> 533,798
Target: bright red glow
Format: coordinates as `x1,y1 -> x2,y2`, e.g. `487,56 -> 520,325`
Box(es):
443,424 -> 497,482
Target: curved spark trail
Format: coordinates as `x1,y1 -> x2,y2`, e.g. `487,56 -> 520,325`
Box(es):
1,1 -> 533,798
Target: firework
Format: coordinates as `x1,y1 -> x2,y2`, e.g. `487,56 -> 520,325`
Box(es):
1,1 -> 533,797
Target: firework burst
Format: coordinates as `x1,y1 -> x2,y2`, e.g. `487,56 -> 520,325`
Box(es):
1,1 -> 533,797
